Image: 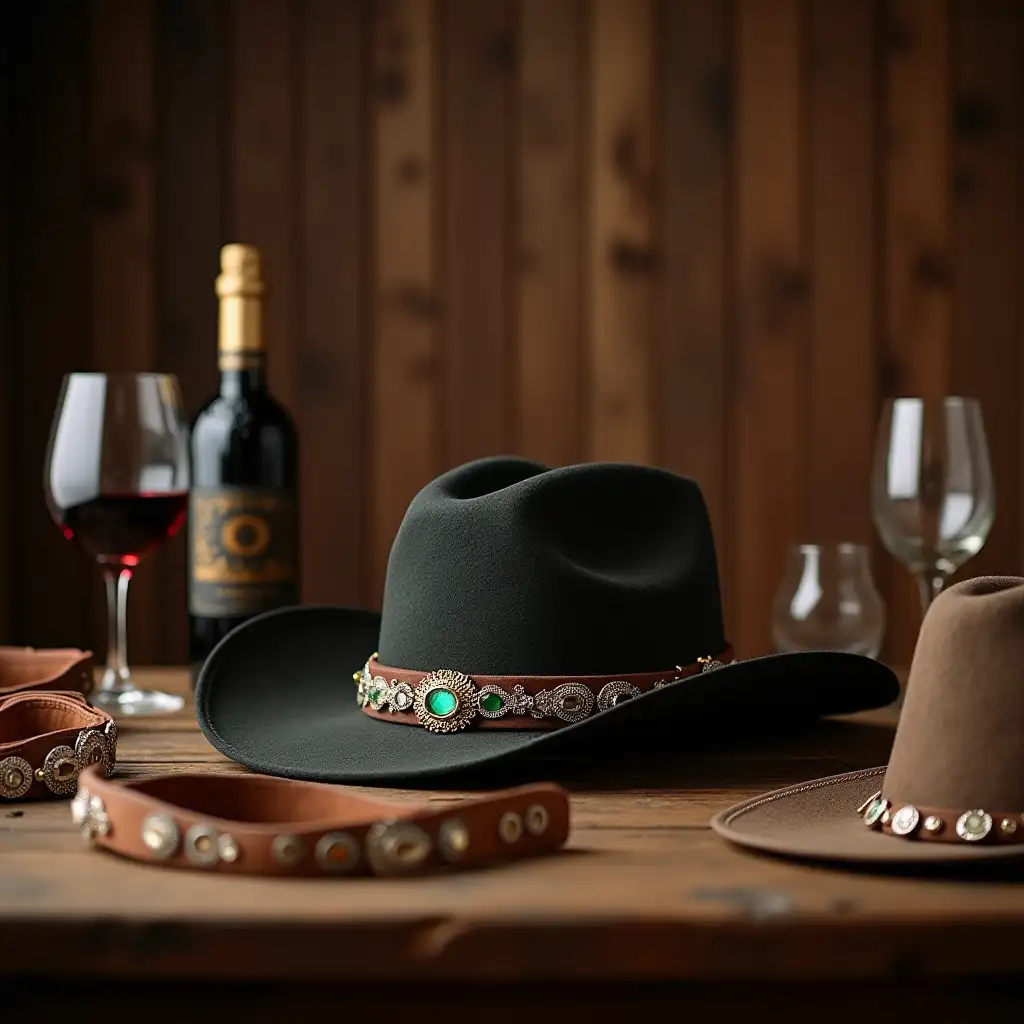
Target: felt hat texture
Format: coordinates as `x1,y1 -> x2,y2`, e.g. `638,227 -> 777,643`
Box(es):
195,456 -> 898,786
713,575 -> 1024,864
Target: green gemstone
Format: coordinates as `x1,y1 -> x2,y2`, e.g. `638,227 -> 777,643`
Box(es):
368,687 -> 381,703
480,692 -> 503,713
863,798 -> 887,827
426,688 -> 458,718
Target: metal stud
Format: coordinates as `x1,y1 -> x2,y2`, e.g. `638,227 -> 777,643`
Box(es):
41,745 -> 81,796
365,819 -> 433,876
955,809 -> 993,843
524,803 -> 550,837
438,819 -> 471,862
1000,817 -> 1019,837
498,811 -> 523,844
315,832 -> 360,873
142,814 -> 181,860
70,788 -> 92,826
217,834 -> 240,863
0,756 -> 32,800
184,824 -> 221,867
79,795 -> 111,841
272,834 -> 305,867
890,805 -> 920,836
863,796 -> 889,828
389,681 -> 414,713
923,815 -> 944,834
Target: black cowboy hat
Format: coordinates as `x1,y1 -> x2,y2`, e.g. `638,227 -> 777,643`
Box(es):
195,457 -> 898,786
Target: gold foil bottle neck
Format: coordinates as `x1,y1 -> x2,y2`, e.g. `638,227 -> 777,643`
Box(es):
216,243 -> 266,299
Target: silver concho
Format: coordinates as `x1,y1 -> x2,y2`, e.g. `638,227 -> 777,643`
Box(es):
0,755 -> 32,800
700,658 -> 725,673
388,681 -> 414,713
78,793 -> 111,841
368,676 -> 391,712
315,832 -> 360,873
75,728 -> 113,777
890,805 -> 920,836
596,680 -> 641,711
956,809 -> 993,843
533,682 -> 594,724
365,819 -> 433,876
41,745 -> 81,796
141,814 -> 181,860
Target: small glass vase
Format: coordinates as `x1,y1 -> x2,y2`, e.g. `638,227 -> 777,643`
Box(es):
772,543 -> 885,658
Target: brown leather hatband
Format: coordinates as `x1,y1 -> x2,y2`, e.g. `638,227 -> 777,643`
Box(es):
74,765 -> 570,877
861,791 -> 1024,845
0,690 -> 116,801
357,647 -> 734,732
0,646 -> 95,699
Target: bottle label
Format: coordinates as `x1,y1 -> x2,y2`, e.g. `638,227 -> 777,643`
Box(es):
189,487 -> 298,617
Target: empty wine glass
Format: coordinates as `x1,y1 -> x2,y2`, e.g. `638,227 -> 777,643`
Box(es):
871,396 -> 995,617
772,543 -> 886,657
44,373 -> 190,715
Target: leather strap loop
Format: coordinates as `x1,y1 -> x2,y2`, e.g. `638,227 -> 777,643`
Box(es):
75,766 -> 571,877
0,690 -> 116,801
359,647 -> 734,732
0,646 -> 95,699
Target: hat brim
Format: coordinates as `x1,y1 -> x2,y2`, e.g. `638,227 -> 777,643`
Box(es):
194,605 -> 900,786
712,768 -> 1024,864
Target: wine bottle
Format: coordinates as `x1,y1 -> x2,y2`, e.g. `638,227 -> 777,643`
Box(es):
187,243 -> 300,687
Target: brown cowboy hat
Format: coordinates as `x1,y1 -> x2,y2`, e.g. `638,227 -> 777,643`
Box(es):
712,575 -> 1024,865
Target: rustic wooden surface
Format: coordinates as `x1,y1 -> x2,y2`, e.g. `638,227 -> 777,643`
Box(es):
4,668 -> 1024,1015
4,0 -> 1024,675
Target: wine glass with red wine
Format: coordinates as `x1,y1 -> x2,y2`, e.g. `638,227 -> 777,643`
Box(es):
44,373 -> 190,715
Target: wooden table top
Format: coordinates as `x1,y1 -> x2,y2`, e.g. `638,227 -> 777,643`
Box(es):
4,668 -> 1024,1005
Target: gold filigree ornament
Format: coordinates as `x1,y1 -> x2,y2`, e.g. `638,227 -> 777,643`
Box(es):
412,669 -> 478,733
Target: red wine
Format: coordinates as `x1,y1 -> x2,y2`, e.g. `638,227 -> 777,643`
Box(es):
57,492 -> 188,566
188,244 -> 300,687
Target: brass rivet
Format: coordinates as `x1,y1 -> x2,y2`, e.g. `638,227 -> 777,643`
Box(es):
272,834 -> 305,867
524,804 -> 550,836
438,819 -> 471,861
498,811 -> 523,844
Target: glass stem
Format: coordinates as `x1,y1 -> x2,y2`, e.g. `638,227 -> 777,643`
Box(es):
101,566 -> 133,691
915,569 -> 945,618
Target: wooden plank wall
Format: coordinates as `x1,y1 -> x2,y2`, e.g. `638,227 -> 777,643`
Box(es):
2,0 -> 1022,670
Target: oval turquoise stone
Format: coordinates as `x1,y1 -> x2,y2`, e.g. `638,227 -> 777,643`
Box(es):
426,687 -> 458,717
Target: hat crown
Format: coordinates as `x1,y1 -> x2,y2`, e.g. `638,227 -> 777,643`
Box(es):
884,576 -> 1024,809
375,457 -> 726,676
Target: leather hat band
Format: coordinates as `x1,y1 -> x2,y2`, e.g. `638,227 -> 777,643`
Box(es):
356,647 -> 734,732
861,791 -> 1024,845
74,765 -> 570,877
0,691 -> 116,801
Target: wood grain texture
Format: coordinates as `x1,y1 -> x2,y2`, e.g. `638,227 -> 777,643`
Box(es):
806,0 -> 879,547
11,1 -> 92,651
297,0 -> 368,606
7,667 -> 1024,991
881,0 -> 953,664
157,0 -> 225,664
440,0 -> 514,465
372,0 -> 440,598
2,2 -> 1024,664
587,0 -> 655,464
227,0 -> 298,413
950,0 -> 1022,584
657,0 -> 732,631
517,0 -> 584,467
733,0 -> 808,658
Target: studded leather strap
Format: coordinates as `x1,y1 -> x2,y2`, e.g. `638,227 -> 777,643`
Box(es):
862,791 -> 1024,845
0,690 -> 116,801
359,647 -> 735,732
0,646 -> 95,699
74,766 -> 571,877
